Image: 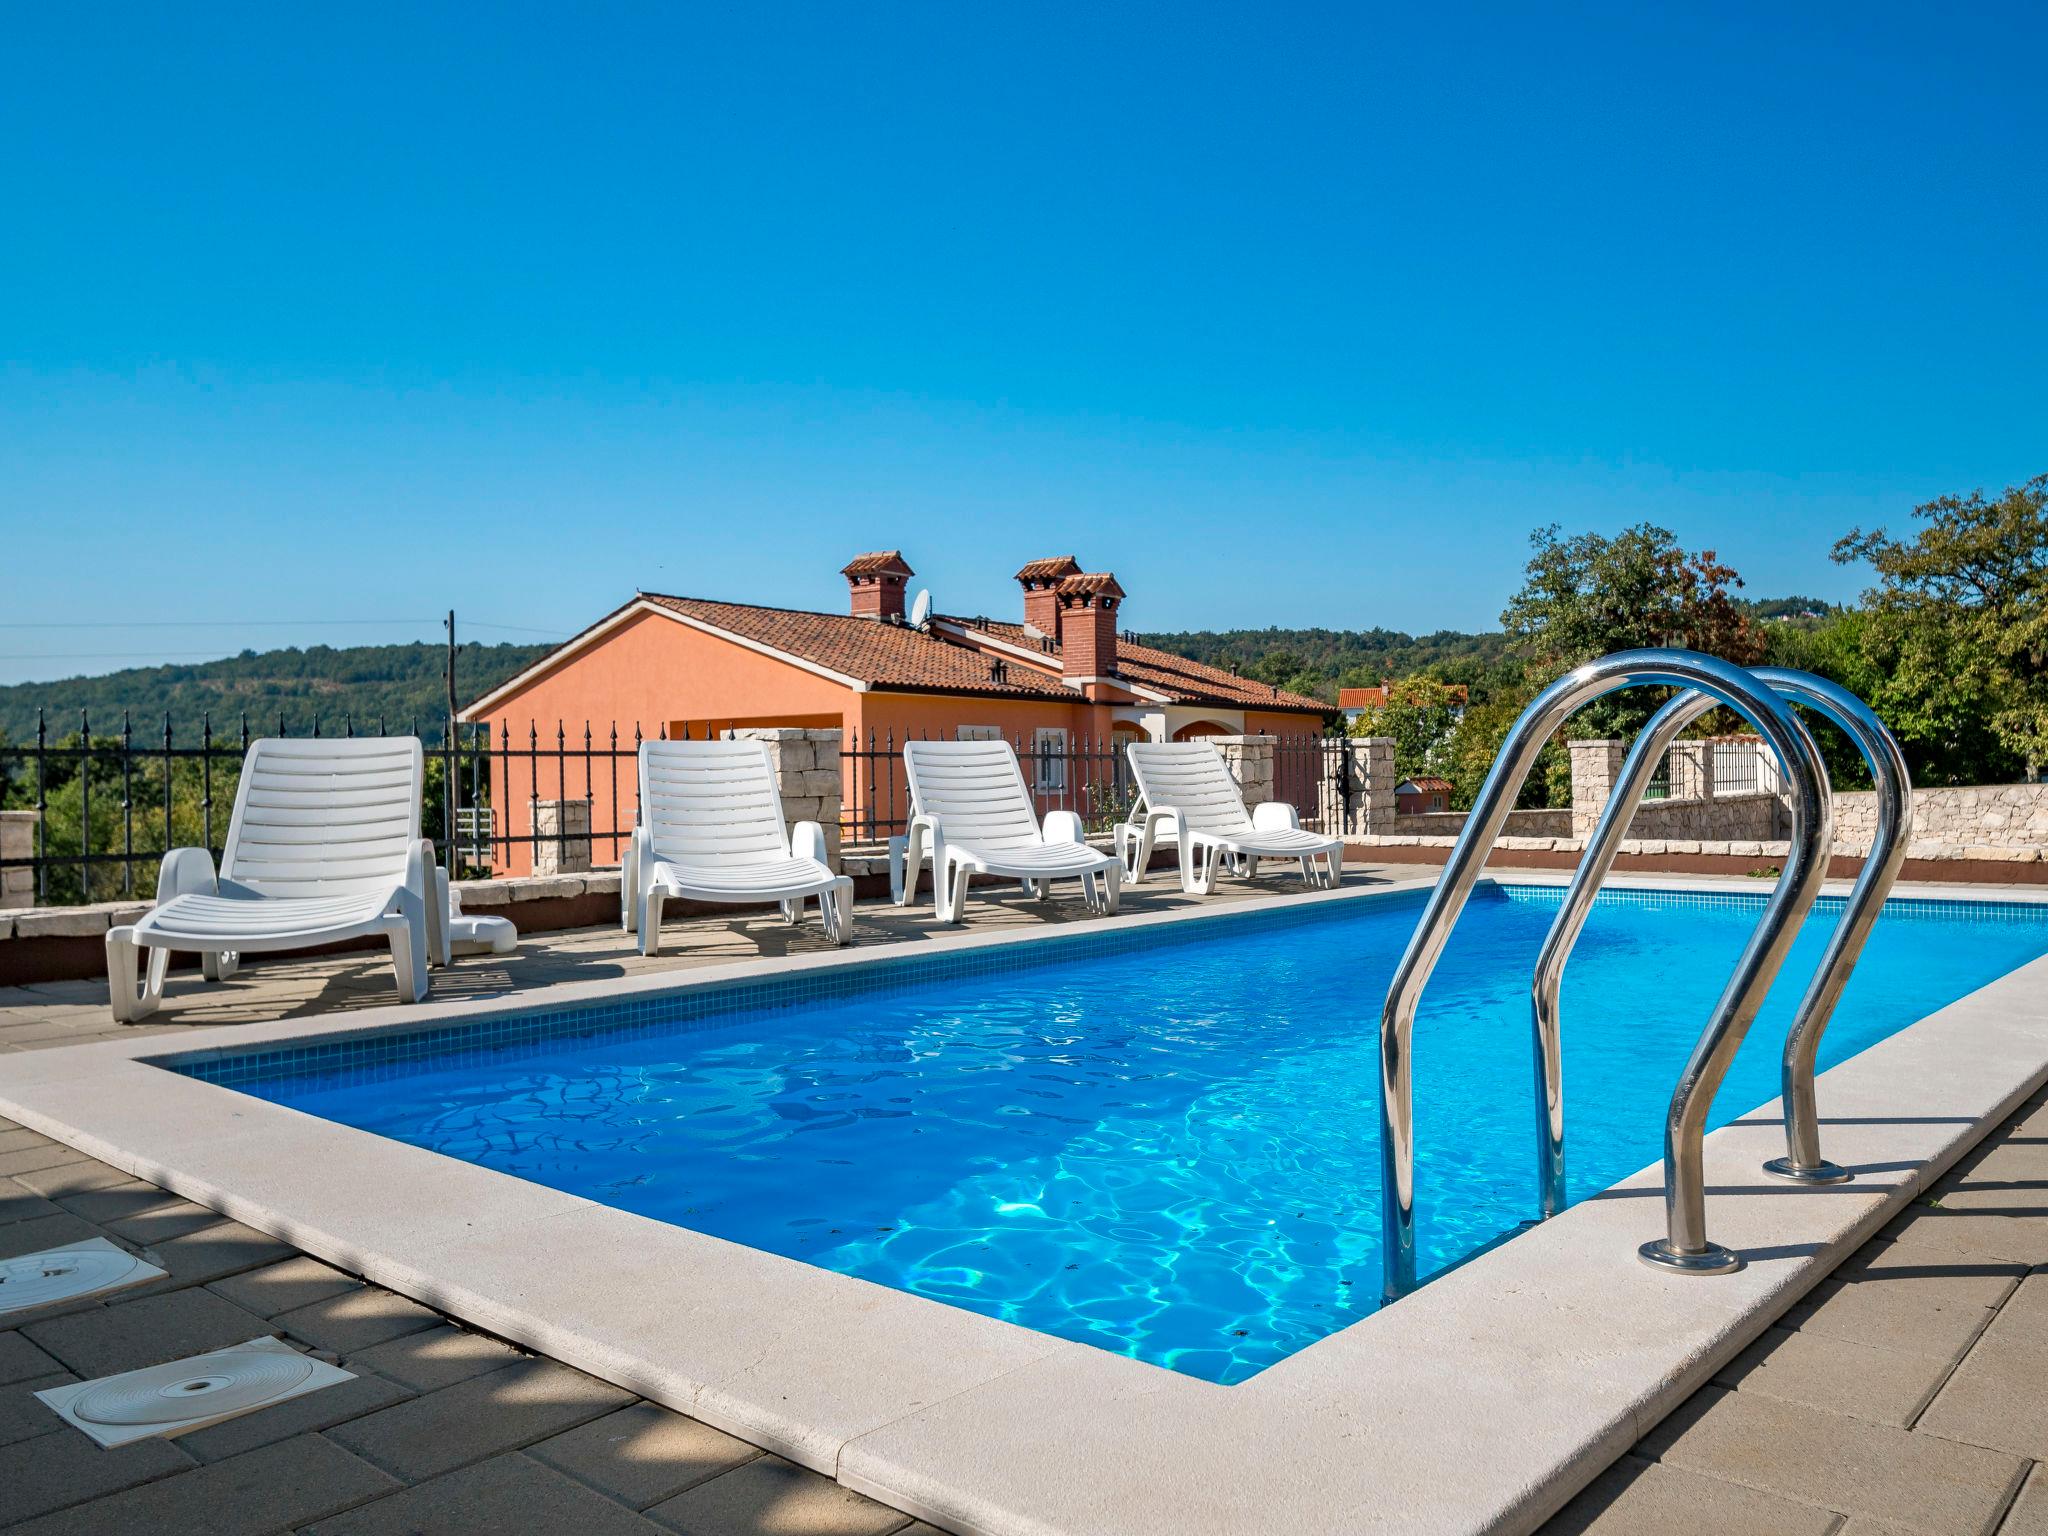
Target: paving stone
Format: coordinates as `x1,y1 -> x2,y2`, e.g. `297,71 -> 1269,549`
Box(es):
1786,1271 -> 2001,1363
0,1177 -> 61,1227
530,1400 -> 760,1509
0,1417 -> 195,1525
1882,1207 -> 2048,1269
302,1450 -> 663,1535
0,1211 -> 104,1263
0,1328 -> 62,1384
345,1320 -> 523,1392
1998,1466 -> 2048,1535
11,1155 -> 132,1199
173,1369 -> 410,1466
1715,1325 -> 1952,1428
274,1284 -> 445,1354
140,1216 -> 296,1289
48,1180 -> 171,1224
326,1356 -> 633,1483
207,1255 -> 362,1318
644,1454 -> 912,1536
1643,1384 -> 2027,1535
2,1430 -> 402,1536
22,1284 -> 276,1377
0,1370 -> 73,1447
1914,1292 -> 2048,1459
0,1142 -> 92,1179
1545,1453 -> 1840,1535
0,1126 -> 50,1154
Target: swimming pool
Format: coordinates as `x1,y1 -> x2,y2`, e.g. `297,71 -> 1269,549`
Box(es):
184,883 -> 2048,1385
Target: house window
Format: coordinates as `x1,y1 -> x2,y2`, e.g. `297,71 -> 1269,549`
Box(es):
956,725 -> 1002,742
1033,727 -> 1068,790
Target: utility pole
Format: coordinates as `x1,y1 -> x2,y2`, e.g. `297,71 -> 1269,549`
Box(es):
444,611 -> 458,880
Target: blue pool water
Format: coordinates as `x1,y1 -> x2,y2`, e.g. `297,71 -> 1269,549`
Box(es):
194,886 -> 2048,1384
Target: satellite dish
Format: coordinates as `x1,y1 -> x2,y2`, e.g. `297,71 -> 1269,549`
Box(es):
909,589 -> 932,629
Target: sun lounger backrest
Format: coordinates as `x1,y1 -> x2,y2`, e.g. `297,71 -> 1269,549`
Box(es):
903,740 -> 1044,850
639,739 -> 790,866
1124,742 -> 1255,834
220,736 -> 424,899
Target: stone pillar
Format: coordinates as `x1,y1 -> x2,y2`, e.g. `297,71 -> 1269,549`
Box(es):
1210,735 -> 1277,811
727,728 -> 845,870
1336,736 -> 1397,834
1667,738 -> 1713,802
0,811 -> 36,907
532,799 -> 592,874
1568,739 -> 1628,839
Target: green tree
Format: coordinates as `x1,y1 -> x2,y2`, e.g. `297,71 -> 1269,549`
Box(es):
1501,522 -> 1766,739
1350,676 -> 1462,780
1833,474 -> 2048,782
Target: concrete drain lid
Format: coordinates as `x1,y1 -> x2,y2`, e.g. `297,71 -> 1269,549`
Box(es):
75,1348 -> 318,1425
37,1337 -> 355,1448
0,1237 -> 165,1317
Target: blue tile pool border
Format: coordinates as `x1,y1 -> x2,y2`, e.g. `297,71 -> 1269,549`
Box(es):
160,882 -> 2048,1097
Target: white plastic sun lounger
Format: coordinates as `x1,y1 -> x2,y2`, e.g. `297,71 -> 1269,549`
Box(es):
893,739 -> 1121,923
624,738 -> 853,955
105,737 -> 446,1023
1117,740 -> 1343,894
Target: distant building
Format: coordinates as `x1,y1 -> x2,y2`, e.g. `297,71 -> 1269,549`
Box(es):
463,549 -> 1331,873
1340,682 -> 1468,726
1395,776 -> 1453,815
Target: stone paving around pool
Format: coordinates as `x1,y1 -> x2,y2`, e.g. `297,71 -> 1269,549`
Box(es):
2,871 -> 2045,1534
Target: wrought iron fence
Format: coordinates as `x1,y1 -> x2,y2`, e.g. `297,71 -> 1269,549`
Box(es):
0,709 -> 649,906
2,713 -> 1361,906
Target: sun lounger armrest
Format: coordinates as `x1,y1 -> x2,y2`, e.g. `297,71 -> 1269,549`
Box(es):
1042,809 -> 1087,845
155,847 -> 217,905
1126,806 -> 1181,837
790,820 -> 832,868
1251,801 -> 1301,832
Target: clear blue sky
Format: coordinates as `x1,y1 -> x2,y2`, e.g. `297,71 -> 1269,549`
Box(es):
2,3 -> 2042,685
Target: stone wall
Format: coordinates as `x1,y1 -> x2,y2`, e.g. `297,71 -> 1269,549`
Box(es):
0,812 -> 33,907
1392,808 -> 1573,839
1831,782 -> 2048,854
531,799 -> 592,875
1622,790 -> 1785,841
726,727 -> 845,869
1209,735 -> 1275,812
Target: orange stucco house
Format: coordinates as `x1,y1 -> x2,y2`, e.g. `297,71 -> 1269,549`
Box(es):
462,551 -> 1330,873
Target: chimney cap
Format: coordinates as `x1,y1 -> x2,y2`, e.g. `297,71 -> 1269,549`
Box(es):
841,550 -> 914,579
1014,555 -> 1082,585
1057,571 -> 1125,601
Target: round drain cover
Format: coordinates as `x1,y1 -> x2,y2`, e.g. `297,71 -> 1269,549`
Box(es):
73,1349 -> 318,1426
0,1247 -> 149,1311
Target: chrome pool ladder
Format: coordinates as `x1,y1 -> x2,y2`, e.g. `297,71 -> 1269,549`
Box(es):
1530,668 -> 1913,1216
1376,649 -> 1835,1302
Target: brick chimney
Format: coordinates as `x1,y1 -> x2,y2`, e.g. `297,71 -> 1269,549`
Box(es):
1014,555 -> 1081,642
841,551 -> 914,622
1057,573 -> 1124,680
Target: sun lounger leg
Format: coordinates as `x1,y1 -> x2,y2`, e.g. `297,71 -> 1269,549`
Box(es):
105,928 -> 166,1024
388,891 -> 429,1003
639,890 -> 665,956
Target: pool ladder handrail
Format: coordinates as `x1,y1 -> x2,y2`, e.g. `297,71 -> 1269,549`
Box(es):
1530,668 -> 1912,1215
1376,648 -> 1834,1302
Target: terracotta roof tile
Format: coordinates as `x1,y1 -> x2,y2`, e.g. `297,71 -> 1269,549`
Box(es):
967,620 -> 1328,713
644,594 -> 1072,699
1058,572 -> 1126,599
635,593 -> 1330,713
839,550 -> 914,578
1014,556 -> 1082,584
